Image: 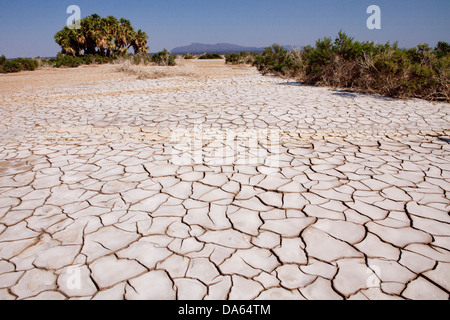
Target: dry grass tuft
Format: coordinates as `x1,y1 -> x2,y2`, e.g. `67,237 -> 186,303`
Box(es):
116,59 -> 198,80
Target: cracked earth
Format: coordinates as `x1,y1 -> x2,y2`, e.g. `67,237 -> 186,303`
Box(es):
0,61 -> 449,300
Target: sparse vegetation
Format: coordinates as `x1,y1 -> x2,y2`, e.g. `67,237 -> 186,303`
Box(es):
1,14 -> 155,74
198,53 -> 223,60
253,44 -> 302,78
116,59 -> 195,80
1,50 -> 177,74
14,58 -> 39,71
52,55 -> 83,68
225,52 -> 256,65
0,55 -> 39,73
252,32 -> 450,102
182,53 -> 196,59
151,49 -> 176,66
130,54 -> 152,66
43,53 -> 118,68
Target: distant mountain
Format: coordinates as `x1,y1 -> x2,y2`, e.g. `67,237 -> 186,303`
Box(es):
171,43 -> 303,55
171,43 -> 265,54
283,45 -> 304,52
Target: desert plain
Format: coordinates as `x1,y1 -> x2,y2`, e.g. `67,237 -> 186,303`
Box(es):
0,59 -> 449,300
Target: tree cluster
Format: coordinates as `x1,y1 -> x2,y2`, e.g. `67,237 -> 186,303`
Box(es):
54,14 -> 148,57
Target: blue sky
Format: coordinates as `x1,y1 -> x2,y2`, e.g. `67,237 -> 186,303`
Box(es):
0,0 -> 449,58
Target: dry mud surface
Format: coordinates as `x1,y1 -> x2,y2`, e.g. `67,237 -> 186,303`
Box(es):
0,59 -> 449,300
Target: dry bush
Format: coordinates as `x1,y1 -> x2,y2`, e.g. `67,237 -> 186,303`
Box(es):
255,32 -> 449,102
115,59 -> 196,80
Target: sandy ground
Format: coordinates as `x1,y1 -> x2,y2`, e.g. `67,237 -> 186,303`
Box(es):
0,59 -> 255,96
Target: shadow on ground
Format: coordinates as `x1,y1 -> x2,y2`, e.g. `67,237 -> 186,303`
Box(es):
277,81 -> 308,87
438,137 -> 450,143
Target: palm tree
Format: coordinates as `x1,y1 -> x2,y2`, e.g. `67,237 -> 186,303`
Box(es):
74,28 -> 86,56
104,16 -> 118,56
82,14 -> 101,55
54,14 -> 148,57
132,30 -> 149,54
116,18 -> 134,55
94,18 -> 110,56
54,27 -> 78,56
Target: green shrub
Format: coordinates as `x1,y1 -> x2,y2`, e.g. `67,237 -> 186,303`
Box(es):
15,58 -> 39,71
44,58 -> 57,66
198,53 -> 222,59
225,53 -> 240,64
81,54 -> 94,65
225,52 -> 256,65
183,53 -> 196,59
53,55 -> 83,68
132,54 -> 151,65
434,41 -> 450,58
0,56 -> 39,73
0,60 -> 23,73
48,53 -> 120,68
252,32 -> 449,101
301,38 -> 333,81
253,44 -> 302,77
168,55 -> 176,66
152,49 -> 176,66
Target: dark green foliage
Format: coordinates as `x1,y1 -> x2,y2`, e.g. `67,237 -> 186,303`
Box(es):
132,54 -> 152,65
168,55 -> 176,66
52,55 -> 83,68
183,53 -> 196,59
253,44 -> 302,77
43,49 -> 177,70
0,60 -> 23,73
15,58 -> 39,71
0,56 -> 39,73
151,49 -> 176,66
50,14 -> 150,70
225,52 -> 256,65
198,53 -> 222,59
435,41 -> 450,58
48,54 -> 119,68
84,54 -> 116,65
225,53 -> 240,64
54,14 -> 149,57
252,32 -> 450,102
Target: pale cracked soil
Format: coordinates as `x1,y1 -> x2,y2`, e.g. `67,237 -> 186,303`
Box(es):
0,59 -> 449,300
